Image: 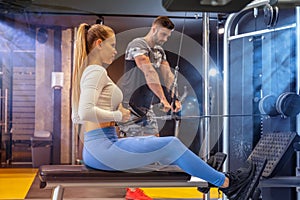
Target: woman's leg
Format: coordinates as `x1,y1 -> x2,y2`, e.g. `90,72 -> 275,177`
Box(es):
171,147 -> 225,187
83,129 -> 225,186
116,136 -> 225,187
84,135 -> 188,170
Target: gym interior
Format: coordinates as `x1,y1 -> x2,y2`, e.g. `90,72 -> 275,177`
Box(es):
0,0 -> 300,199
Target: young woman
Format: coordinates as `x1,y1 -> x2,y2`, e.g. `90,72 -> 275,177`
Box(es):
71,23 -> 255,200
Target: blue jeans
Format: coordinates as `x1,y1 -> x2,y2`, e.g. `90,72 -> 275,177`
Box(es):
83,127 -> 225,187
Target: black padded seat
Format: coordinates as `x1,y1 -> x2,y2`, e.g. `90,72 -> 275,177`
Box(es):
38,164 -> 198,190
38,164 -> 209,200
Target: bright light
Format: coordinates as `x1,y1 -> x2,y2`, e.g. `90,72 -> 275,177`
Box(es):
209,68 -> 218,77
218,27 -> 225,34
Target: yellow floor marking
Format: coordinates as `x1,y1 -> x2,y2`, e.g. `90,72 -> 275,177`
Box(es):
0,168 -> 37,199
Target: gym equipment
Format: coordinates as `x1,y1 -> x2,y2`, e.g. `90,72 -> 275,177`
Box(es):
39,131 -> 298,199
39,158 -> 267,200
255,132 -> 299,194
249,132 -> 297,178
276,92 -> 300,117
258,92 -> 300,118
258,94 -> 279,117
263,4 -> 279,28
162,0 -> 253,13
38,164 -> 205,200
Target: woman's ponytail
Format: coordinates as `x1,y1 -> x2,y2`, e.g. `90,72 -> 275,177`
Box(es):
72,23 -> 89,117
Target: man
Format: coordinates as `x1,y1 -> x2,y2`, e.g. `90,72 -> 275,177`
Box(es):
121,16 -> 181,137
120,16 -> 181,200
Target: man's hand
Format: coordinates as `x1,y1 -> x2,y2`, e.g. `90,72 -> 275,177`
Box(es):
174,99 -> 181,113
160,98 -> 172,113
160,99 -> 182,113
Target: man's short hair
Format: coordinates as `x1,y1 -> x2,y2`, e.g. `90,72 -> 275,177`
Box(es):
153,16 -> 174,30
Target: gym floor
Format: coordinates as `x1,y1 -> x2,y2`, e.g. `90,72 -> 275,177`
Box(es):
0,167 -> 221,200
26,179 -> 213,200
0,144 -> 222,200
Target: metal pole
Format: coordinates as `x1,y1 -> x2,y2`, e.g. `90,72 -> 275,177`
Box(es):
296,7 -> 300,142
296,6 -> 300,200
71,27 -> 77,165
202,12 -> 210,160
202,12 -> 210,200
71,124 -> 76,165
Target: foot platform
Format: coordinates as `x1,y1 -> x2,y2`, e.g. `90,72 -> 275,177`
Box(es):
212,152 -> 228,171
197,152 -> 227,194
239,156 -> 268,200
248,132 -> 297,178
233,132 -> 297,200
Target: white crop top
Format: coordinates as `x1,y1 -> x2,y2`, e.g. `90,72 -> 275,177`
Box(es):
72,65 -> 123,124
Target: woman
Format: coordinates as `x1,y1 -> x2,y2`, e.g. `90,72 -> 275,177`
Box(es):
71,23 -> 255,200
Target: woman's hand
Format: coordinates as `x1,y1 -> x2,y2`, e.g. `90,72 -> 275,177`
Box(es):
118,104 -> 131,122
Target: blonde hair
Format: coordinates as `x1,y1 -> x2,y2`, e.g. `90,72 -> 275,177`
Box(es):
72,23 -> 114,114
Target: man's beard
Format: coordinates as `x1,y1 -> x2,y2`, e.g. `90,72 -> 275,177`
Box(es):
157,41 -> 164,45
155,39 -> 165,46
153,34 -> 164,46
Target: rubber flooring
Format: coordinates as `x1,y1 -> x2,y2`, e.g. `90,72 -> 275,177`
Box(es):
0,167 -> 220,200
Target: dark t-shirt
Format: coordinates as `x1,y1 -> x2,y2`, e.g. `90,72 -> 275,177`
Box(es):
121,37 -> 168,112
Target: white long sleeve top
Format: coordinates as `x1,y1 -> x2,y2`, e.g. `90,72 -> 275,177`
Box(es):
72,65 -> 123,124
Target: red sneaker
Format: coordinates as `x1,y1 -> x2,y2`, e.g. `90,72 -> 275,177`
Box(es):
125,188 -> 153,200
